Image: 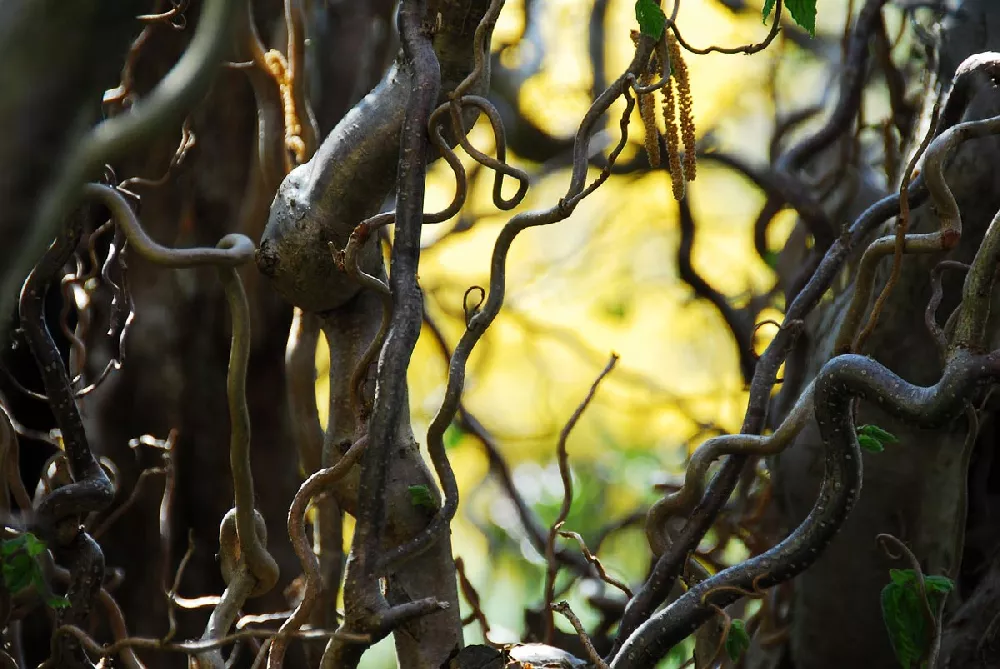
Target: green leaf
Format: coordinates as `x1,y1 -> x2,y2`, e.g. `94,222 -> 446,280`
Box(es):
881,569 -> 954,668
924,574 -> 955,595
858,424 -> 899,444
725,619 -> 751,662
890,569 -> 917,587
1,532 -> 47,558
408,484 -> 437,511
23,533 -> 46,558
881,582 -> 926,668
635,0 -> 666,39
857,425 -> 899,453
762,250 -> 780,270
762,0 -> 777,24
2,553 -> 36,593
0,535 -> 25,558
785,0 -> 818,36
46,595 -> 70,610
858,434 -> 885,453
444,423 -> 465,451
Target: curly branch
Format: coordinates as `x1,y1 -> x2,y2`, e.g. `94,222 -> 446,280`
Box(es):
543,354 -> 618,643
612,350 -> 1000,667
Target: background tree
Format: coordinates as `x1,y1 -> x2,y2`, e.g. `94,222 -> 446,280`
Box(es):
3,1 -> 1000,668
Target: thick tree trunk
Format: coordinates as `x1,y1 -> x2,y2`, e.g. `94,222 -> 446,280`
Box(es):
772,1 -> 1000,667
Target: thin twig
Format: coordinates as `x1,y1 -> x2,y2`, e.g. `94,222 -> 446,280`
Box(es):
544,354 -> 618,643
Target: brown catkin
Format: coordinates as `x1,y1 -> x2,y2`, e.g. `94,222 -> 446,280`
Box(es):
638,73 -> 661,168
666,32 -> 696,182
661,77 -> 685,201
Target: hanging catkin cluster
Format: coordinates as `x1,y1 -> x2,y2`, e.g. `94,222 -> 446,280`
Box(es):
633,29 -> 697,201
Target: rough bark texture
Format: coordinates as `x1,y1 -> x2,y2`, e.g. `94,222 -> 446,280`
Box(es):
771,1 -> 1000,667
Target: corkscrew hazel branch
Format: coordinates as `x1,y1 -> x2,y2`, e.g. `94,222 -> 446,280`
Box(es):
836,111 -> 1000,353
215,264 -> 280,598
559,530 -> 634,598
42,623 -> 367,664
645,380 -> 815,556
610,45 -> 1000,639
420,311 -> 595,578
926,261 -> 970,362
614,345 -> 1000,667
267,436 -> 368,669
18,200 -> 113,667
953,205 -> 1000,351
330,234 -> 391,420
553,601 -> 610,669
749,0 -> 891,253
81,183 -> 278,666
851,96 -> 943,353
616,51 -> 1000,647
285,309 -> 324,475
378,38 -> 653,572
349,0 -> 442,589
455,557 -> 495,644
668,0 -> 782,56
445,95 -> 529,210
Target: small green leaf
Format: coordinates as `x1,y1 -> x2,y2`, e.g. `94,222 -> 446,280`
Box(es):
858,434 -> 884,453
0,536 -> 25,558
46,596 -> 70,610
762,0 -> 777,24
889,569 -> 917,587
762,250 -> 780,270
924,574 -> 955,595
881,569 -> 954,668
856,425 -> 899,453
444,423 -> 465,451
23,534 -> 46,558
881,582 -> 925,668
725,619 -> 751,662
858,425 -> 899,444
635,0 -> 666,39
785,0 -> 818,36
3,553 -> 36,593
408,484 -> 437,511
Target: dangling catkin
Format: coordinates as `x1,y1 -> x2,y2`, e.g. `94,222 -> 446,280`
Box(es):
631,30 -> 662,169
661,72 -> 685,201
638,73 -> 661,168
665,32 -> 696,182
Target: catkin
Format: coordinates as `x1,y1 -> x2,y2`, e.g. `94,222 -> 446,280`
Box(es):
661,74 -> 685,201
665,32 -> 696,182
638,73 -> 661,168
